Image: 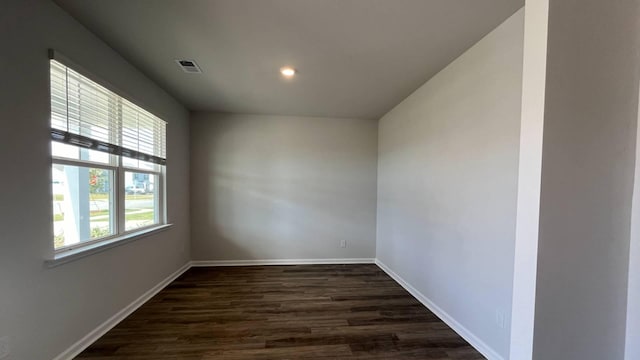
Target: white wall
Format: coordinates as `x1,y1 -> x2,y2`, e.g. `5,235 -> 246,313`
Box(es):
190,112 -> 378,261
625,81 -> 640,359
0,1 -> 190,359
532,1 -> 640,359
509,1 -> 548,358
376,9 -> 524,359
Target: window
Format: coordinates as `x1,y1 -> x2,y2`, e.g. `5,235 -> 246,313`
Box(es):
50,57 -> 167,253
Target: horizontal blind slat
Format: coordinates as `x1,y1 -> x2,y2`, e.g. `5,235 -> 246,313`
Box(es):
49,59 -> 166,163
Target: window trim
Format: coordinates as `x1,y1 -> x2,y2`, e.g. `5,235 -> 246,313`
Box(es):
46,224 -> 174,267
48,50 -> 169,260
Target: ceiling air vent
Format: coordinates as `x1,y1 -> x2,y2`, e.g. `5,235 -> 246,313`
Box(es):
175,59 -> 202,73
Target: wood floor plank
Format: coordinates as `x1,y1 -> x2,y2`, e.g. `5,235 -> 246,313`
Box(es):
75,264 -> 485,359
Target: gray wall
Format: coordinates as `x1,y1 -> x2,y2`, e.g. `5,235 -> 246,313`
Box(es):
0,1 -> 190,359
190,112 -> 377,261
532,0 -> 640,359
376,9 -> 524,359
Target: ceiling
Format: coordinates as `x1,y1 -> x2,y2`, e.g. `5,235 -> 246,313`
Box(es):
54,0 -> 524,119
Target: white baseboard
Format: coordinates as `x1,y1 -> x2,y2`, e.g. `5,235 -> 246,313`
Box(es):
374,259 -> 503,360
52,262 -> 192,360
191,258 -> 376,266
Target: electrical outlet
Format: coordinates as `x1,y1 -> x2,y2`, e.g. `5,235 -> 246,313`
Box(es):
340,240 -> 347,248
0,336 -> 10,359
495,310 -> 506,329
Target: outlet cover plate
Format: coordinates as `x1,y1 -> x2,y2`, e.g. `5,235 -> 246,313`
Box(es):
495,310 -> 506,329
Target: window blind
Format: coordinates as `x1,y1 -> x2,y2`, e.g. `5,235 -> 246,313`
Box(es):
50,59 -> 167,165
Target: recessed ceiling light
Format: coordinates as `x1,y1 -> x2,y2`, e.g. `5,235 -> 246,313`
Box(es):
280,67 -> 296,78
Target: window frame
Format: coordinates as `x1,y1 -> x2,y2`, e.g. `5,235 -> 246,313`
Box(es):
49,51 -> 168,256
51,156 -> 167,254
120,165 -> 166,234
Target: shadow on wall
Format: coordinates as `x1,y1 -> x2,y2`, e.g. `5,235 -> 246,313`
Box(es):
190,115 -> 377,261
196,169 -> 366,260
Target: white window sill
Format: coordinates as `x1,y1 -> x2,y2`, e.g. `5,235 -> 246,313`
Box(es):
45,224 -> 174,268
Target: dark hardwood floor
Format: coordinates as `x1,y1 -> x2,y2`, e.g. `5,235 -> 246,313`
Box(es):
76,264 -> 484,359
